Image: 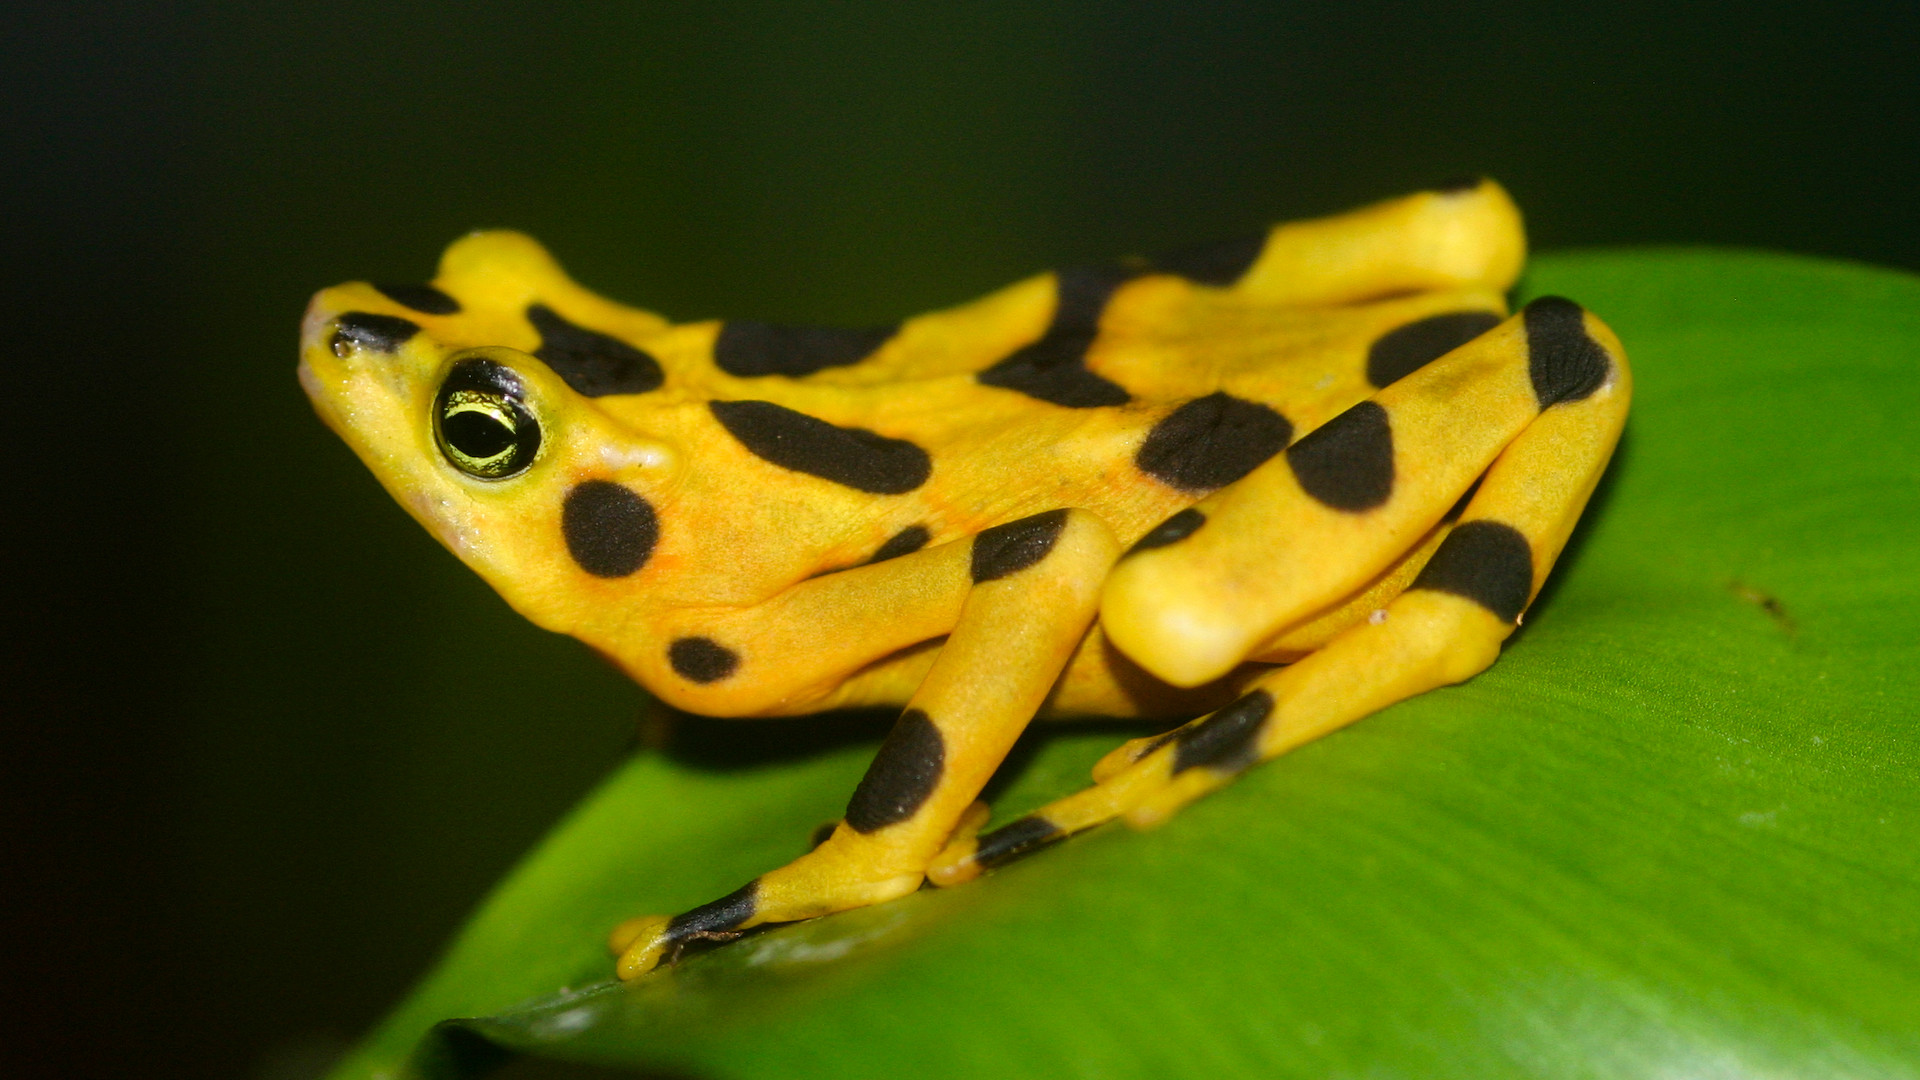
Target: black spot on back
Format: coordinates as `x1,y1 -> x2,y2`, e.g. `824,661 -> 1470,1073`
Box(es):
973,816 -> 1065,870
1124,508 -> 1207,557
710,399 -> 931,494
1523,296 -> 1611,408
1366,310 -> 1503,388
1287,400 -> 1396,512
1136,392 -> 1293,493
527,303 -> 664,396
374,283 -> 461,315
1431,175 -> 1482,194
977,265 -> 1133,408
1148,233 -> 1266,287
867,524 -> 931,565
332,312 -> 419,354
1411,520 -> 1534,623
1172,690 -> 1273,775
669,637 -> 739,684
561,480 -> 658,578
665,880 -> 758,940
971,509 -> 1069,583
845,708 -> 945,833
715,320 -> 898,378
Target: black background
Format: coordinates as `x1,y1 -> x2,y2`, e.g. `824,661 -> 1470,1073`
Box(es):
4,3 -> 1916,1078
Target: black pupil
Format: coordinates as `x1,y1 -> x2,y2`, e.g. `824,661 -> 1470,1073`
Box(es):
444,406 -> 514,459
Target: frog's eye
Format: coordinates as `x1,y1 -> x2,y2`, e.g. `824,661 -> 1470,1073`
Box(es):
434,357 -> 542,480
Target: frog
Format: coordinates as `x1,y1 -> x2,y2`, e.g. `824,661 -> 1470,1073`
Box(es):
299,178 -> 1630,980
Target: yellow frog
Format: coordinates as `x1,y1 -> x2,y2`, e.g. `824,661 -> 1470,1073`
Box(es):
299,179 -> 1629,980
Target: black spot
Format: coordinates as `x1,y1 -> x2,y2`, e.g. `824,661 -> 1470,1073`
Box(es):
715,320 -> 897,377
845,709 -> 945,833
374,283 -> 461,315
1124,508 -> 1207,557
1052,264 -> 1135,329
977,265 -> 1133,408
1410,520 -> 1534,624
1136,392 -> 1293,493
867,524 -> 931,565
1172,690 -> 1274,775
710,399 -> 931,494
668,637 -> 739,684
808,821 -> 839,850
973,816 -> 1066,870
527,303 -> 664,396
665,880 -> 758,940
1149,234 -> 1265,287
331,312 -> 419,354
1365,310 -> 1503,388
561,480 -> 658,578
1431,175 -> 1482,194
1523,296 -> 1611,408
1287,400 -> 1396,512
971,509 -> 1069,583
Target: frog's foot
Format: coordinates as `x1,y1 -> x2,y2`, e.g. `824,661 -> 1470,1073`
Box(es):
613,512 -> 1119,980
610,850 -> 927,979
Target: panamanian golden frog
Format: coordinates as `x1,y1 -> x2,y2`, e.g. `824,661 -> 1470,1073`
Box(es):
300,180 -> 1630,979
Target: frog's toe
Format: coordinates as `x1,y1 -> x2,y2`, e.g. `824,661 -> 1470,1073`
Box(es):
612,880 -> 760,980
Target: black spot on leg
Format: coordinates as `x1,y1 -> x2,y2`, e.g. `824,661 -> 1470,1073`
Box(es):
1136,392 -> 1293,493
1149,234 -> 1266,287
1172,690 -> 1274,775
374,283 -> 461,315
1124,508 -> 1207,557
977,266 -> 1133,408
710,399 -> 931,494
845,709 -> 945,833
668,637 -> 739,684
527,303 -> 665,396
1523,296 -> 1611,408
665,880 -> 759,941
972,816 -> 1066,870
1431,175 -> 1482,194
715,320 -> 898,377
561,480 -> 658,577
1287,400 -> 1396,511
331,312 -> 419,354
1410,520 -> 1535,623
866,524 -> 931,565
1365,311 -> 1503,388
971,509 -> 1069,583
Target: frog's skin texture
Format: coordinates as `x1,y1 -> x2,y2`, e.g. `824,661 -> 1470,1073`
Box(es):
299,180 -> 1630,980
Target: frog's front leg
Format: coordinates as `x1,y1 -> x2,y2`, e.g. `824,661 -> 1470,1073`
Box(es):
611,509 -> 1119,979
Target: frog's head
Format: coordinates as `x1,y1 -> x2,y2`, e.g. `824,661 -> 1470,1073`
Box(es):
298,231 -> 682,639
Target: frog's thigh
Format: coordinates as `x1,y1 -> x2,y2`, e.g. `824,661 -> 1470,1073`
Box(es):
1103,296 -> 1629,688
612,509 -> 1120,979
933,302 -> 1631,882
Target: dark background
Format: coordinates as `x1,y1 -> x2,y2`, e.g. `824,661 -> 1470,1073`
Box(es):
3,3 -> 1915,1078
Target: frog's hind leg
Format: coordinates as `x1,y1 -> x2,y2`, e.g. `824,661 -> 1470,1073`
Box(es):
1103,297 -> 1628,689
610,509 -> 1120,979
933,299 -> 1631,884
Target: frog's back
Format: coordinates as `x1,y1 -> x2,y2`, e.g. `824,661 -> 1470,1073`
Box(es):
304,181 -> 1523,591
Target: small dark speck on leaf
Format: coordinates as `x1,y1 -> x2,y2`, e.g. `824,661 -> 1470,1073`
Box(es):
1728,580 -> 1798,636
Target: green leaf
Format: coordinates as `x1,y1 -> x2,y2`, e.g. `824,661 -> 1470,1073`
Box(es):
329,249 -> 1920,1080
